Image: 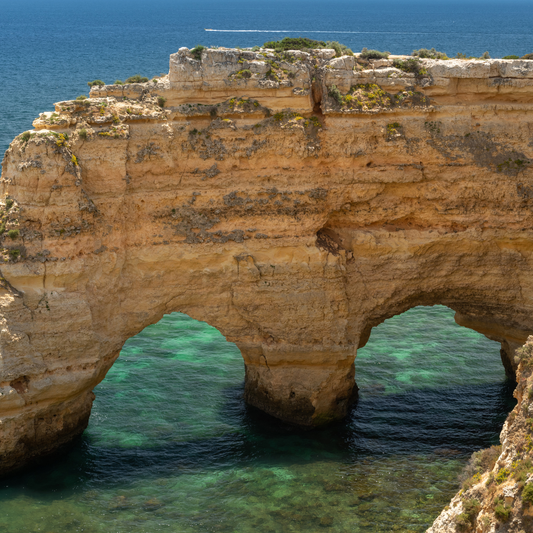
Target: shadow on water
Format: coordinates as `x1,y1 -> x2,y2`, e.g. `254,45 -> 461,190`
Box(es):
5,378 -> 516,493
0,308 -> 519,532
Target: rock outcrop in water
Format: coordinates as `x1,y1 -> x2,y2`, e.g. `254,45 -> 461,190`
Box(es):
1,48 -> 533,490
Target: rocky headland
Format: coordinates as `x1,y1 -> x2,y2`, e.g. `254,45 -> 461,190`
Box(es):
1,45 -> 533,530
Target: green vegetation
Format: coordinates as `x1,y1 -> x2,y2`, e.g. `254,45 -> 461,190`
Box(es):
87,79 -> 105,88
455,51 -> 491,60
412,47 -> 448,59
360,48 -> 390,60
9,249 -> 20,260
326,41 -> 353,57
461,445 -> 501,487
265,69 -> 280,82
125,74 -> 149,83
157,96 -> 167,108
393,58 -> 428,76
522,483 -> 533,505
190,44 -> 206,61
20,132 -> 31,143
338,83 -> 428,111
51,132 -> 68,147
503,55 -> 520,59
496,467 -> 510,484
79,128 -> 87,140
5,199 -> 14,211
493,497 -> 511,522
328,85 -> 343,105
516,342 -> 533,362
76,95 -> 87,100
387,123 -> 401,135
263,37 -> 326,51
7,229 -> 19,240
455,498 -> 480,531
114,80 -> 124,85
523,53 -> 533,59
262,37 -> 352,57
234,69 -> 252,79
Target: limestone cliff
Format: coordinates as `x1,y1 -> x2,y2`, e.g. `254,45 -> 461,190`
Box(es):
1,47 -> 533,524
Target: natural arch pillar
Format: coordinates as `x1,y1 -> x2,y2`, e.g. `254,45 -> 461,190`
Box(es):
241,343 -> 356,426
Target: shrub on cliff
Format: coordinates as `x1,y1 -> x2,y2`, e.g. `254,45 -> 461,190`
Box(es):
503,55 -> 520,59
522,53 -> 533,59
265,69 -> 280,82
493,497 -> 511,522
125,74 -> 149,84
157,96 -> 167,108
235,69 -> 252,79
190,45 -> 206,61
412,47 -> 448,59
455,498 -> 480,530
87,79 -> 105,88
360,48 -> 390,60
7,229 -> 19,240
522,483 -> 533,505
328,85 -> 343,105
263,37 -> 326,51
393,58 -> 427,75
78,128 -> 88,140
76,95 -> 87,100
114,80 -> 124,85
461,445 -> 501,482
262,37 -> 352,57
326,41 -> 353,57
515,337 -> 533,363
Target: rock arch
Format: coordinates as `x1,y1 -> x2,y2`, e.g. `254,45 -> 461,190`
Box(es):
1,48 -> 533,475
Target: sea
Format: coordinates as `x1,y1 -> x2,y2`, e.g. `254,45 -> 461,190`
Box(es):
0,1 -> 531,531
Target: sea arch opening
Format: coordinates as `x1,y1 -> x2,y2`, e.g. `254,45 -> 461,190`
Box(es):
1,306 -> 517,533
91,311 -> 246,450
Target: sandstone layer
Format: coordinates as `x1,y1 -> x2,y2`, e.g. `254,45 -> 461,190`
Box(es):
1,48 -> 533,497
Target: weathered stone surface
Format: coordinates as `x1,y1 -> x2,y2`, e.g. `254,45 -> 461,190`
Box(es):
1,51 -> 533,501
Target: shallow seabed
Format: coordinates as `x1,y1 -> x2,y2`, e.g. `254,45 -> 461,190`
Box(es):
0,306 -> 515,532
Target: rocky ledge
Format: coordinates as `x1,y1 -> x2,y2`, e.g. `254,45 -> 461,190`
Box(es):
1,48 -> 533,531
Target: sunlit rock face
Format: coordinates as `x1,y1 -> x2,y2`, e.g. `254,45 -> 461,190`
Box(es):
1,48 -> 533,480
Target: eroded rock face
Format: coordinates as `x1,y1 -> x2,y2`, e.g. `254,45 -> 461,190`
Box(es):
1,48 -> 533,481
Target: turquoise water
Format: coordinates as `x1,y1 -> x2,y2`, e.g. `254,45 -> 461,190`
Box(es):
0,306 -> 515,532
